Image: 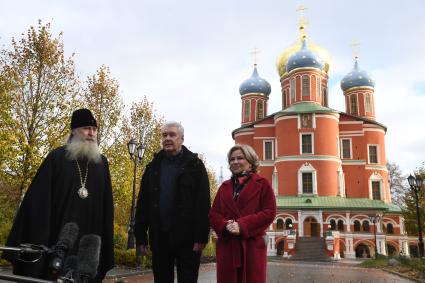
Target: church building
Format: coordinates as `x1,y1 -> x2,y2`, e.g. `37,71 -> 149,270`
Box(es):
232,21 -> 418,259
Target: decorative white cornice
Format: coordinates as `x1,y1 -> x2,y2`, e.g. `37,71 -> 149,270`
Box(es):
275,155 -> 341,163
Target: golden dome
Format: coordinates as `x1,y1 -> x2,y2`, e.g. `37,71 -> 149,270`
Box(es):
276,26 -> 332,77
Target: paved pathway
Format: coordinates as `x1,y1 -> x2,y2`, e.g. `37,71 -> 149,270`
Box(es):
104,261 -> 414,283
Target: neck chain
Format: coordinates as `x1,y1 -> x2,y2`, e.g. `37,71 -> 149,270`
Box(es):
75,160 -> 89,199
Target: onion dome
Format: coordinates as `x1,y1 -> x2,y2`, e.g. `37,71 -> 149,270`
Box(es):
239,65 -> 271,96
340,57 -> 375,91
276,25 -> 331,77
286,39 -> 325,73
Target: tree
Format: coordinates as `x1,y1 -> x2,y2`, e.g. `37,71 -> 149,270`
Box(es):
0,20 -> 80,199
387,161 -> 407,207
112,97 -> 163,233
82,65 -> 123,150
402,163 -> 425,236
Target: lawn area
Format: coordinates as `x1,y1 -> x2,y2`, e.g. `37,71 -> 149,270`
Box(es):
359,256 -> 425,282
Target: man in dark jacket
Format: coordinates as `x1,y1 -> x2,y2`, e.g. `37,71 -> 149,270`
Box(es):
134,121 -> 211,283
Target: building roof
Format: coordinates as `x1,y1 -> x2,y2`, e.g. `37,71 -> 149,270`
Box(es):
286,39 -> 325,73
279,101 -> 339,114
276,196 -> 401,213
239,65 -> 271,96
341,57 -> 375,91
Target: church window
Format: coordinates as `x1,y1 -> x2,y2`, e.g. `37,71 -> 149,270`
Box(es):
302,172 -> 313,194
257,100 -> 264,119
316,77 -> 321,100
386,223 -> 394,234
338,220 -> 344,231
244,100 -> 250,120
341,139 -> 352,159
330,219 -> 336,230
354,220 -> 361,232
323,88 -> 328,106
282,90 -> 287,109
350,94 -> 358,115
372,181 -> 381,200
301,134 -> 313,154
264,141 -> 273,160
365,94 -> 371,112
302,75 -> 310,97
368,145 -> 378,164
285,218 -> 293,229
290,79 -> 296,99
362,221 -> 370,232
276,219 -> 284,230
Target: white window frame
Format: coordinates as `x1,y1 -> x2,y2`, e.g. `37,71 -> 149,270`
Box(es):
300,132 -> 314,154
298,163 -> 317,195
263,140 -> 274,160
341,138 -> 352,159
369,172 -> 384,201
367,144 -> 379,164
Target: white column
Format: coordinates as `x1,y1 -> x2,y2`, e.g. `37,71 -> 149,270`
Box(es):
319,210 -> 323,237
346,212 -> 351,232
377,235 -> 387,255
298,210 -> 303,237
345,234 -> 355,258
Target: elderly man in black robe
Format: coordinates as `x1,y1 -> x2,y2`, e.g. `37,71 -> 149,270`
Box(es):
2,108 -> 114,282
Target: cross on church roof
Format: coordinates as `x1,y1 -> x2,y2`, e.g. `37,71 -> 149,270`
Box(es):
250,47 -> 260,66
350,41 -> 361,59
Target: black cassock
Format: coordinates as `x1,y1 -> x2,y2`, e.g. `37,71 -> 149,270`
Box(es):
2,146 -> 114,281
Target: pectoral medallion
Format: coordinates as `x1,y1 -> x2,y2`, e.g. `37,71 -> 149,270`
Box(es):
78,186 -> 89,199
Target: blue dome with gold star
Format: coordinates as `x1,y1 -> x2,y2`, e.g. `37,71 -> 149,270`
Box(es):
286,39 -> 325,73
341,58 -> 375,91
239,65 -> 271,96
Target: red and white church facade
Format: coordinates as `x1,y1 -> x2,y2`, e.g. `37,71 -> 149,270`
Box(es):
232,25 -> 419,259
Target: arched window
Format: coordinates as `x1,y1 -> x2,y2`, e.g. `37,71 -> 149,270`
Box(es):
354,220 -> 361,232
387,223 -> 394,234
365,94 -> 371,112
282,90 -> 287,109
285,218 -> 293,229
316,77 -> 321,100
362,221 -> 370,232
322,88 -> 328,106
290,78 -> 296,99
302,75 -> 310,97
276,219 -> 284,230
257,100 -> 264,120
350,94 -> 358,115
330,219 -> 336,230
338,220 -> 344,232
244,99 -> 250,120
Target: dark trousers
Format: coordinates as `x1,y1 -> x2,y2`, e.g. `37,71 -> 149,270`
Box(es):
152,232 -> 201,283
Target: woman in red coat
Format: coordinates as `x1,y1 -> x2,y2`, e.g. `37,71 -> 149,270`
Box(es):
209,144 -> 276,283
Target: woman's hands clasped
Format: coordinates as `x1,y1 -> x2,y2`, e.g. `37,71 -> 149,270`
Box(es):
226,219 -> 240,235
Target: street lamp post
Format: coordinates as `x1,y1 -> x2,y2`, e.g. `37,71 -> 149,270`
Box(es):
407,174 -> 424,258
127,138 -> 145,249
369,214 -> 381,259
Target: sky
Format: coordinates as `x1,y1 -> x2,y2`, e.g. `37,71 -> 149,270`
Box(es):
1,0 -> 424,180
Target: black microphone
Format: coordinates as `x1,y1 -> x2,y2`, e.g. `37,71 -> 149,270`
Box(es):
75,234 -> 101,283
49,222 -> 79,274
60,255 -> 78,280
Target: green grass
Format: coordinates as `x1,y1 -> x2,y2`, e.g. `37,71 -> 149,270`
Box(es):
359,256 -> 425,281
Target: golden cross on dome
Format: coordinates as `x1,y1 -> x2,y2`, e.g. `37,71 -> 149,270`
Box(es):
250,48 -> 260,66
350,41 -> 361,58
296,5 -> 309,38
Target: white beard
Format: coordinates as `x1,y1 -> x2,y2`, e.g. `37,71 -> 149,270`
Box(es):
65,134 -> 102,163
